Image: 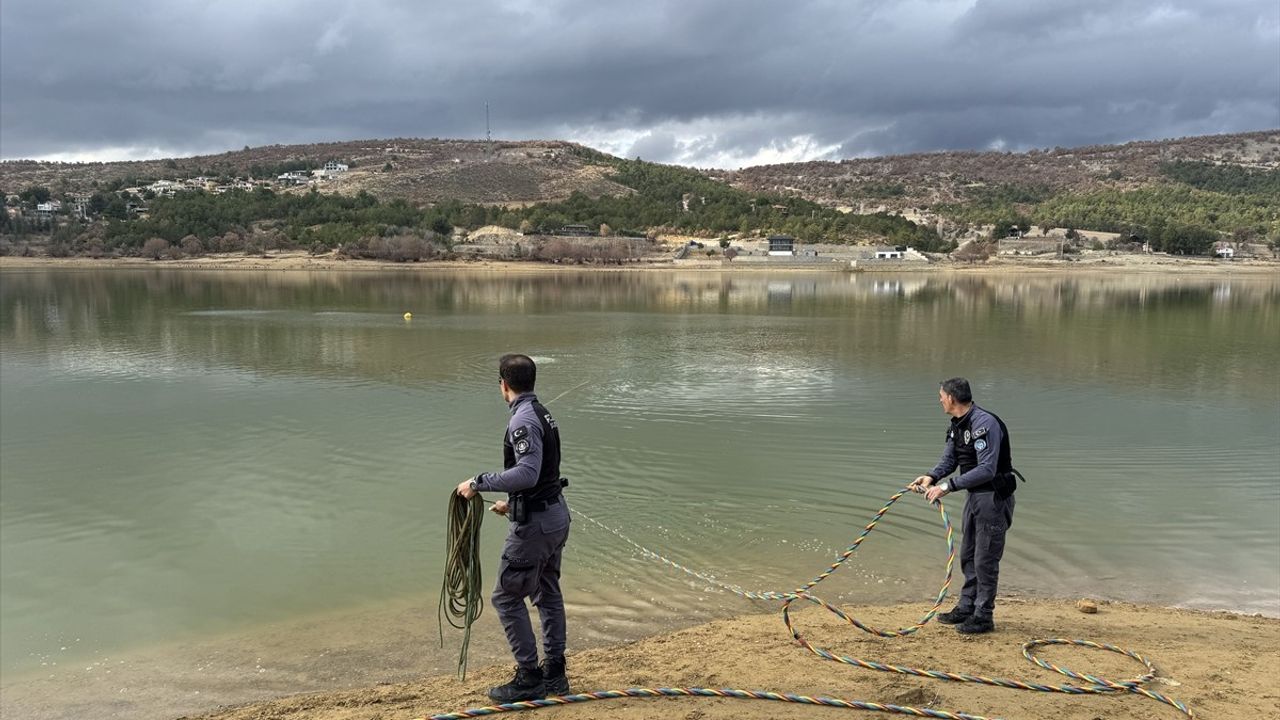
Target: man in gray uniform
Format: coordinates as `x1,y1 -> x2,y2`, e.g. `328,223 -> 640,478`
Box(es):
456,354 -> 571,701
909,377 -> 1020,634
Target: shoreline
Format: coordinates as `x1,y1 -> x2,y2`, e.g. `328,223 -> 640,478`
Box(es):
3,251 -> 1279,275
185,597 -> 1280,720
2,594 -> 1276,720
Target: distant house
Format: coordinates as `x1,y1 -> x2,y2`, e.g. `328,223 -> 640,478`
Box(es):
323,161 -> 349,173
277,172 -> 309,185
875,247 -> 905,259
148,180 -> 183,197
1215,245 -> 1235,259
36,201 -> 62,219
767,234 -> 795,256
559,224 -> 592,236
71,192 -> 92,219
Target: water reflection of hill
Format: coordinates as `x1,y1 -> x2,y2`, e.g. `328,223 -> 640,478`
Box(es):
1,270 -> 1276,402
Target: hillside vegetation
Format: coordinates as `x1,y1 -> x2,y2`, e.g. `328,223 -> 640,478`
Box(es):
2,130 -> 1277,259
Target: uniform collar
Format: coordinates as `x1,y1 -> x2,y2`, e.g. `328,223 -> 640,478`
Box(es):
508,392 -> 538,412
950,405 -> 976,425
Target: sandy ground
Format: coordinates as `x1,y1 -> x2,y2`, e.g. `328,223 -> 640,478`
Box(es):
188,599 -> 1279,720
1,251 -> 1278,274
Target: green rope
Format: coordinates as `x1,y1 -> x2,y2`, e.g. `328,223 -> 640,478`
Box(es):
438,491 -> 486,681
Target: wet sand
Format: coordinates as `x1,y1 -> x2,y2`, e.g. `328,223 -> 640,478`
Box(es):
4,595 -> 1276,720
186,598 -> 1279,720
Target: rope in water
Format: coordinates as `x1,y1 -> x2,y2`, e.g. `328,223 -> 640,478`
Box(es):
438,492 -> 486,680
426,488 -> 1194,719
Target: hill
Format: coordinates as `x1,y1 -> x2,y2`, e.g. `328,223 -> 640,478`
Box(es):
723,130 -> 1280,211
0,139 -> 631,205
2,131 -> 1278,260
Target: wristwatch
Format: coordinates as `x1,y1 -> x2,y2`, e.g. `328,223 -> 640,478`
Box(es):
468,478 -> 479,492
938,480 -> 951,493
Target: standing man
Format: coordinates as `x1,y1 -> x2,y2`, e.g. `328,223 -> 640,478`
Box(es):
456,354 -> 571,701
909,378 -> 1020,634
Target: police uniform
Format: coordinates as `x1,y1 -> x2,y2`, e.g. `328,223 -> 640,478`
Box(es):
473,392 -> 570,672
927,405 -> 1018,622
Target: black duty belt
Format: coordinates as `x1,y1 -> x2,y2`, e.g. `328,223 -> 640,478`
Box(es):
526,494 -> 562,512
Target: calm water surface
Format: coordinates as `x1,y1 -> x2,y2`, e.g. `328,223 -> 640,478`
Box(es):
1,269 -> 1277,718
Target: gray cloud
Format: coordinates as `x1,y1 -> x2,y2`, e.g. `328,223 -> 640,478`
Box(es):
1,0 -> 1276,167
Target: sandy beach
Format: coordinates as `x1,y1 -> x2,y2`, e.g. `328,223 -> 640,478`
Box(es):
185,598 -> 1278,720
2,251 -> 1278,275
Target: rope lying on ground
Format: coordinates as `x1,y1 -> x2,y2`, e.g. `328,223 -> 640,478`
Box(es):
426,489 -> 1194,719
438,492 -> 486,680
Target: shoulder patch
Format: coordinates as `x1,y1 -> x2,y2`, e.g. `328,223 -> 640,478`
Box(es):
511,426 -> 528,440
972,426 -> 988,439
974,438 -> 988,452
514,438 -> 532,456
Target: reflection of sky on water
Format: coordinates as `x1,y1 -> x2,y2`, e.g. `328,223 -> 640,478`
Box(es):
46,348 -> 194,381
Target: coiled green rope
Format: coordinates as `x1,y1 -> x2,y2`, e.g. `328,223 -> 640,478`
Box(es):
438,492 -> 486,680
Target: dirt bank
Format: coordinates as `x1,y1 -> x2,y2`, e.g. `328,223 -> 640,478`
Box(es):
192,598 -> 1278,720
3,252 -> 1278,275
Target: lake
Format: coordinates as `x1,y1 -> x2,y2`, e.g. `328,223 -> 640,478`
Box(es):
1,268 -> 1277,719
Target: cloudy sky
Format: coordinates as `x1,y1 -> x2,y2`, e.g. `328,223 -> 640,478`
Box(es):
2,0 -> 1277,168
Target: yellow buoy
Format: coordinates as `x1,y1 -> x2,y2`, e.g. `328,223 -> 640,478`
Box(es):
403,312 -> 413,320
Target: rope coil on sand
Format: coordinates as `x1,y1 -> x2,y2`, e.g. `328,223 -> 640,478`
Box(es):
429,489 -> 1193,719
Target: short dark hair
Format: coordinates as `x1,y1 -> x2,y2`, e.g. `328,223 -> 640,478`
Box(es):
500,354 -> 537,393
940,377 -> 972,404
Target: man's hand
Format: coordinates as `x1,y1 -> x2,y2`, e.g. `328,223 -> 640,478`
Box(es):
908,475 -> 934,494
456,477 -> 478,499
925,483 -> 948,503
490,500 -> 509,516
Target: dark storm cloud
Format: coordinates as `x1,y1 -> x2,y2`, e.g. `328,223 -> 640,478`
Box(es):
1,0 -> 1276,167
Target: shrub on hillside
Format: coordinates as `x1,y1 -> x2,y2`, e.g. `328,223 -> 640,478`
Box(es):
953,240 -> 994,263
340,234 -> 438,262
534,238 -> 640,263
142,237 -> 169,259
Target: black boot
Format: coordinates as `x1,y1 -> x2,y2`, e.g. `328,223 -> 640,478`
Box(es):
488,665 -> 545,703
936,606 -> 973,625
956,615 -> 995,634
541,656 -> 570,696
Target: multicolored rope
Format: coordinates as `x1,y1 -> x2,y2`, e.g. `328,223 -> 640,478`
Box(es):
424,488 -> 1194,719
425,687 -> 994,720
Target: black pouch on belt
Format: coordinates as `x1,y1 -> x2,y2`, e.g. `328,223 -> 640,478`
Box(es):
510,495 -> 528,524
994,471 -> 1017,498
